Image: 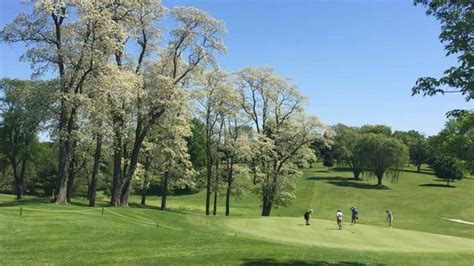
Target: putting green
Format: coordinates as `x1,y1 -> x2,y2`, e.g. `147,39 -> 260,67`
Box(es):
224,217 -> 474,252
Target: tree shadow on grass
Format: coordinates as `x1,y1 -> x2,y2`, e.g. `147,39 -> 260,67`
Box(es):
128,202 -> 192,215
69,200 -> 110,208
431,178 -> 454,182
327,181 -> 389,190
419,184 -> 455,188
332,167 -> 352,172
307,176 -> 389,190
241,258 -> 373,266
0,197 -> 51,207
129,202 -> 165,211
312,170 -> 331,173
402,169 -> 434,176
69,201 -> 90,207
307,176 -> 347,181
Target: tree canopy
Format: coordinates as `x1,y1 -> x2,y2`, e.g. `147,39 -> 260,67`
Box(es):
356,133 -> 409,186
412,0 -> 473,104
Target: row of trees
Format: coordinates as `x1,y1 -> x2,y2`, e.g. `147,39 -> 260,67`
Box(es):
330,119 -> 472,187
330,125 -> 408,186
0,1 -> 329,216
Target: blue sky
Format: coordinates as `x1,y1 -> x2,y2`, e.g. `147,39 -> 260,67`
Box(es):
0,0 -> 471,136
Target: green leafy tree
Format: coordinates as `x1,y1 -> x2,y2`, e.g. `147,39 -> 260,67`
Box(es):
431,155 -> 464,187
322,148 -> 335,167
0,79 -> 53,199
392,130 -> 424,147
30,142 -> 58,197
412,1 -> 473,103
332,124 -> 364,179
409,139 -> 430,172
188,118 -> 206,172
393,130 -> 428,170
356,134 -> 409,186
361,125 -> 392,136
429,112 -> 474,174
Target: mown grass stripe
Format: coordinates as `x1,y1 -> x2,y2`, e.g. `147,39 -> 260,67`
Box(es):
106,209 -> 181,230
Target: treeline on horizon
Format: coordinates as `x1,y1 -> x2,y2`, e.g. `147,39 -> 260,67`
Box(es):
0,0 -> 472,216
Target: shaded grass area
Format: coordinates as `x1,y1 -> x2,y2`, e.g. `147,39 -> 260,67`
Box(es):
419,184 -> 455,188
307,176 -> 390,190
241,259 -> 370,265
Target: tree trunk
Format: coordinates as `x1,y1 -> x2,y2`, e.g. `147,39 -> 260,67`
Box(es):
89,134 -> 102,207
417,164 -> 421,172
261,195 -> 272,216
141,156 -> 150,206
213,189 -> 218,215
225,159 -> 233,216
118,118 -> 149,207
353,169 -> 361,180
17,158 -> 26,200
121,143 -> 129,180
110,128 -> 122,206
11,159 -> 19,200
12,157 -> 26,200
56,105 -> 78,204
213,157 -> 219,216
66,155 -> 76,204
141,191 -> 146,205
53,8 -> 71,205
160,170 -> 169,211
377,174 -> 383,186
55,140 -> 73,203
119,179 -> 132,206
205,141 -> 212,215
447,178 -> 450,187
251,159 -> 258,185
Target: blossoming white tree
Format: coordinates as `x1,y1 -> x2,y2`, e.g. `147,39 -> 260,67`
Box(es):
236,67 -> 328,216
1,0 -> 133,203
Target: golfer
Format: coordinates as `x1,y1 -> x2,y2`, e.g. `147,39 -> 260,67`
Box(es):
304,209 -> 313,225
336,209 -> 344,230
386,210 -> 394,227
350,206 -> 359,224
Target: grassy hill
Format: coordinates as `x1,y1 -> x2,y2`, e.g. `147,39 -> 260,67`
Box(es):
1,163 -> 473,265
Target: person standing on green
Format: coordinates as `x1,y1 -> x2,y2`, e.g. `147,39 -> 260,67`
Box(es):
336,209 -> 344,230
386,210 -> 394,227
350,206 -> 359,225
304,209 -> 313,225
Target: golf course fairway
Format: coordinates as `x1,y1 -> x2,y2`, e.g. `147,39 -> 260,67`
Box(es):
224,217 -> 474,252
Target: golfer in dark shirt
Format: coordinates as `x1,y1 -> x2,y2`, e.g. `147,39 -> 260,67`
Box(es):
350,206 -> 359,224
304,209 -> 313,225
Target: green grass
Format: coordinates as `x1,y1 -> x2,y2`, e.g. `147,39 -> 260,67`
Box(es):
0,163 -> 473,265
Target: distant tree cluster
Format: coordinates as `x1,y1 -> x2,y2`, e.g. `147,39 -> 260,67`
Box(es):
426,113 -> 472,186
331,117 -> 471,187
331,124 -> 408,186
